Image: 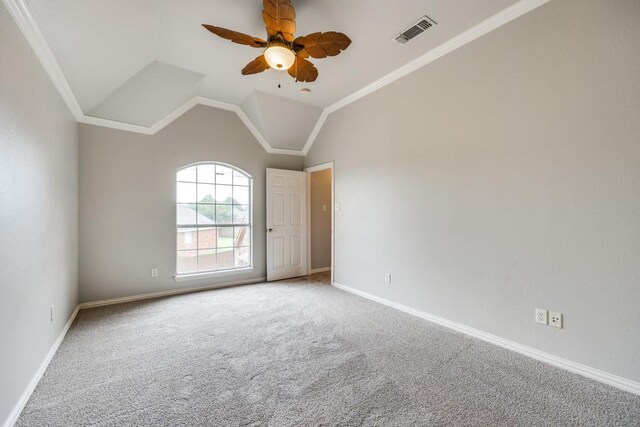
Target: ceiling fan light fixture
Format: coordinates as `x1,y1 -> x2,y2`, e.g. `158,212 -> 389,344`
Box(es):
202,0 -> 351,82
264,44 -> 296,70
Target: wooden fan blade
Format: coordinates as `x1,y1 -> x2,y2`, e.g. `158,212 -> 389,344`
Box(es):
293,32 -> 352,59
242,55 -> 271,75
262,0 -> 296,42
202,25 -> 267,48
288,57 -> 318,82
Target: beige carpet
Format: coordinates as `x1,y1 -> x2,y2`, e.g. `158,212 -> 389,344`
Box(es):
17,273 -> 640,426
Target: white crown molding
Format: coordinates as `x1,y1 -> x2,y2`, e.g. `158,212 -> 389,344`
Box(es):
322,0 -> 551,116
301,110 -> 329,155
4,0 -> 549,157
2,0 -> 303,155
2,0 -> 83,119
78,115 -> 157,135
300,0 -> 551,155
228,101 -> 305,156
332,282 -> 640,396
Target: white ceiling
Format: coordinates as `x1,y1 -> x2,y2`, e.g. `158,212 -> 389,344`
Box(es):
88,61 -> 204,127
241,91 -> 322,151
23,0 -> 522,150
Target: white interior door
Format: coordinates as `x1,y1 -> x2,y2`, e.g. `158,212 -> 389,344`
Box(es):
266,168 -> 307,281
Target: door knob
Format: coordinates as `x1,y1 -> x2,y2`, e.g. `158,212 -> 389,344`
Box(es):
267,228 -> 273,232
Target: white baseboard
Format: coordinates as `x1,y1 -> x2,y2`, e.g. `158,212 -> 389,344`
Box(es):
79,277 -> 266,309
4,276 -> 267,426
332,282 -> 640,396
3,306 -> 79,427
310,267 -> 331,274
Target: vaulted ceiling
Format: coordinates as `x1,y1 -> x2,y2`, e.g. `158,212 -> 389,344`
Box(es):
12,0 -> 542,154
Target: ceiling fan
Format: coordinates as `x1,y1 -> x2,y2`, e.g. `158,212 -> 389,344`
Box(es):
202,0 -> 351,83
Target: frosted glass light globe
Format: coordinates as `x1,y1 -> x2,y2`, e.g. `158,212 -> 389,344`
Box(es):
264,45 -> 295,70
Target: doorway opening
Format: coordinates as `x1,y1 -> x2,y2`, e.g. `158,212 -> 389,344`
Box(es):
305,162 -> 334,284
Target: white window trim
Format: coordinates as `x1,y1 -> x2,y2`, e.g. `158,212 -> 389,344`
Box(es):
176,162 -> 254,277
174,266 -> 255,282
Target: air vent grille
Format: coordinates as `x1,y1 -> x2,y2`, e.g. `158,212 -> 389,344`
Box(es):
394,15 -> 437,45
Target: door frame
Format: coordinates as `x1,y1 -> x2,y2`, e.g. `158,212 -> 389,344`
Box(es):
305,161 -> 335,284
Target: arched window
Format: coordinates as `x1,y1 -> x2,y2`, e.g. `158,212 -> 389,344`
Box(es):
176,162 -> 252,275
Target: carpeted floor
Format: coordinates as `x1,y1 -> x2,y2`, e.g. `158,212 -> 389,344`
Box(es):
17,273 -> 640,426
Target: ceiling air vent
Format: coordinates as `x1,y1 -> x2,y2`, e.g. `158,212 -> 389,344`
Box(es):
394,15 -> 437,45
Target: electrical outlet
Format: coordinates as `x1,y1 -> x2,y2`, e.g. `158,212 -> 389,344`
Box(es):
151,268 -> 158,278
335,203 -> 341,211
322,204 -> 327,212
535,308 -> 548,325
50,305 -> 54,322
549,311 -> 563,328
384,273 -> 392,284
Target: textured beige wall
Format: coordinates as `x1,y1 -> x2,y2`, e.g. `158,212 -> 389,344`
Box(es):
306,0 -> 640,382
310,169 -> 332,270
0,4 -> 79,423
79,105 -> 303,302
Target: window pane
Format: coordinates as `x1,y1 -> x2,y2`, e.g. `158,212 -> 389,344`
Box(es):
234,247 -> 250,267
197,249 -> 217,272
233,205 -> 250,224
216,185 -> 232,203
217,248 -> 234,269
177,163 -> 252,275
177,204 -> 197,225
177,166 -> 197,183
177,183 -> 196,203
177,228 -> 197,250
216,204 -> 233,224
197,204 -> 215,224
233,171 -> 249,186
217,227 -> 234,248
233,186 -> 249,205
198,227 -> 217,249
234,226 -> 250,247
197,164 -> 216,184
177,250 -> 197,274
216,165 -> 233,185
198,183 -> 215,203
